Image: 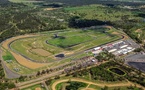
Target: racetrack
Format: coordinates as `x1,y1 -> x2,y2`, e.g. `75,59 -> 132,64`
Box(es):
2,35 -> 48,69
1,26 -> 124,69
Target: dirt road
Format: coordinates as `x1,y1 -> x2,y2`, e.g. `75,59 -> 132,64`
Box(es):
51,78 -> 145,90
16,70 -> 63,89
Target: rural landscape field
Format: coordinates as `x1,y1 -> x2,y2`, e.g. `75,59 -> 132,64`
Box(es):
1,0 -> 145,90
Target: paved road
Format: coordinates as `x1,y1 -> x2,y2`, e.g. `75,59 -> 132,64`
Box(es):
16,70 -> 63,89
0,48 -> 20,79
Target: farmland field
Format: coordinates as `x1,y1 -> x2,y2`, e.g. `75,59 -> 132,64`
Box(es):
10,27 -> 121,63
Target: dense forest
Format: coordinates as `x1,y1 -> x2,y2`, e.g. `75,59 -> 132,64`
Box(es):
0,3 -> 69,42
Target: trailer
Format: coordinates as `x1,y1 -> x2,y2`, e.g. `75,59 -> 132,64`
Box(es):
108,49 -> 117,53
94,47 -> 101,51
127,47 -> 132,50
120,45 -> 128,49
92,50 -> 102,54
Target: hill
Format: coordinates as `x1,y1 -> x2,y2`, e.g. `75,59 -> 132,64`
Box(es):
8,0 -> 145,6
0,0 -> 9,3
44,0 -> 145,6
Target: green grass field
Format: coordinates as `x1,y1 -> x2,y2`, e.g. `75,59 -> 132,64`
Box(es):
2,50 -> 14,61
10,28 -> 121,63
48,35 -> 93,48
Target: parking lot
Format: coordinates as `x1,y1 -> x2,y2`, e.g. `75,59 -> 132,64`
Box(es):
91,39 -> 140,56
125,52 -> 145,72
64,56 -> 98,73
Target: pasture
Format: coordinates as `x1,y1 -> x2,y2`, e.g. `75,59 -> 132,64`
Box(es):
10,27 -> 121,63
64,4 -> 136,22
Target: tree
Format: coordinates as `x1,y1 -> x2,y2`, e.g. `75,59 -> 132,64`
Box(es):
134,48 -> 143,52
36,71 -> 41,76
45,79 -> 52,86
101,86 -> 108,90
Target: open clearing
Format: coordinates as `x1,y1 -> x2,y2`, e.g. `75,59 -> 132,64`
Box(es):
10,28 -> 121,63
44,8 -> 59,11
32,49 -> 51,56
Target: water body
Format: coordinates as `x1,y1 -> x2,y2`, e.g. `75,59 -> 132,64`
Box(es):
128,62 -> 145,73
109,68 -> 125,75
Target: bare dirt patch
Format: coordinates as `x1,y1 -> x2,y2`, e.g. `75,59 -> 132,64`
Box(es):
112,31 -> 128,40
104,26 -> 113,29
32,49 -> 51,56
2,35 -> 47,69
63,51 -> 74,55
35,87 -> 41,90
44,8 -> 58,11
81,88 -> 95,90
135,29 -> 142,33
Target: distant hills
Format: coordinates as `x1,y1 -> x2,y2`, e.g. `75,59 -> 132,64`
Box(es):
2,0 -> 145,6
0,0 -> 8,3
44,0 -> 145,6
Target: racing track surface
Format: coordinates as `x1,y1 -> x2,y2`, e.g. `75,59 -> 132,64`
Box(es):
2,35 -> 48,69
0,48 -> 20,79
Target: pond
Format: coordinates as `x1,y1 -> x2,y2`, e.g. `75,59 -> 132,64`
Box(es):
109,67 -> 125,76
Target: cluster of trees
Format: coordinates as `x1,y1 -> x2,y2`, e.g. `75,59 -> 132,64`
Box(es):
101,85 -> 143,90
0,3 -> 68,42
70,60 -> 145,87
69,16 -> 110,28
66,81 -> 87,90
134,48 -> 144,52
126,69 -> 145,87
89,65 -> 124,81
96,50 -> 115,62
71,61 -> 125,82
0,61 -> 5,79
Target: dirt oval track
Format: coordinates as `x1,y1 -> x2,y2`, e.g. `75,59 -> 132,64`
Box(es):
2,35 -> 48,69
